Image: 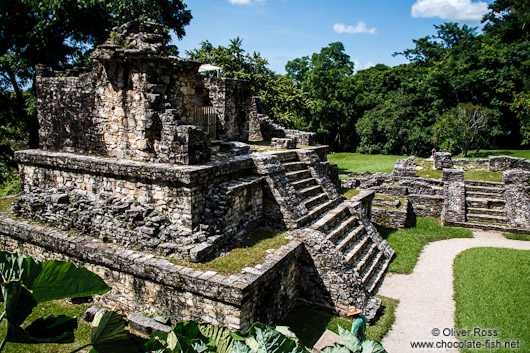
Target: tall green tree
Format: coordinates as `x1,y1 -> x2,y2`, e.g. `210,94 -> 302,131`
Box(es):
286,42 -> 355,151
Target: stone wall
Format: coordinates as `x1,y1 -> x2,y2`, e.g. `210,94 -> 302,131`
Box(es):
433,152 -> 453,170
371,198 -> 411,229
0,215 -> 306,331
503,170 -> 530,229
248,98 -> 316,146
441,169 -> 466,224
488,156 -> 530,172
15,149 -> 262,259
203,78 -> 251,142
408,194 -> 444,218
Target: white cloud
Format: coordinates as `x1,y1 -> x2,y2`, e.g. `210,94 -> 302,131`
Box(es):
228,0 -> 265,5
353,59 -> 375,72
411,0 -> 489,21
333,22 -> 377,35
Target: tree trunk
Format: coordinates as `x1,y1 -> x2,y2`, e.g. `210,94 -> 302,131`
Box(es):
2,64 -> 39,149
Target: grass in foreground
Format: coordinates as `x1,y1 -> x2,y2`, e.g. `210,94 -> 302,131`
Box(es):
328,153 -> 405,174
170,228 -> 290,275
279,296 -> 398,348
0,300 -> 92,353
504,232 -> 530,241
378,217 -> 473,274
454,248 -> 530,353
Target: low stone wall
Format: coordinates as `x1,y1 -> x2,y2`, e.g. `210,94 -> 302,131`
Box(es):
0,215 -> 305,331
371,198 -> 411,229
488,156 -> 530,172
408,194 -> 444,218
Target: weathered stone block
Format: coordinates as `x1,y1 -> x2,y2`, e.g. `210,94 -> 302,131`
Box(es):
271,137 -> 296,149
434,152 -> 453,170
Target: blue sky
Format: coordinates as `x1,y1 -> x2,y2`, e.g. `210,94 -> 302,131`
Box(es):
172,0 -> 494,74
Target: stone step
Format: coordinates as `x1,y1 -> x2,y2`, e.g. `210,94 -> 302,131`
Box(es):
355,242 -> 378,274
466,191 -> 504,200
282,161 -> 306,172
465,180 -> 505,188
465,185 -> 505,194
298,198 -> 342,228
345,236 -> 371,265
335,224 -> 365,253
298,185 -> 323,200
304,193 -> 329,211
312,204 -> 351,234
366,256 -> 392,294
467,207 -> 506,217
361,250 -> 384,284
292,177 -> 317,190
285,170 -> 311,182
466,213 -> 509,224
466,197 -> 505,209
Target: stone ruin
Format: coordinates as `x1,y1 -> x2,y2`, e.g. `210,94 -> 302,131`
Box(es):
343,154 -> 530,233
1,21 -> 394,331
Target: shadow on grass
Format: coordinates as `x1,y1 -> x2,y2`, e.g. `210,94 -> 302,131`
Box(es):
279,306 -> 352,348
474,150 -> 514,158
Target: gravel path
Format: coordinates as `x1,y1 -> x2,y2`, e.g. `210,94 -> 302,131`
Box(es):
378,230 -> 530,353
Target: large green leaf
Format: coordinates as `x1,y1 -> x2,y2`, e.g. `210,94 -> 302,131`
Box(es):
337,326 -> 362,353
232,340 -> 254,353
249,323 -> 308,353
30,260 -> 110,302
91,311 -> 141,353
360,341 -> 387,353
2,281 -> 36,326
199,324 -> 233,353
0,251 -> 110,302
321,344 -> 352,353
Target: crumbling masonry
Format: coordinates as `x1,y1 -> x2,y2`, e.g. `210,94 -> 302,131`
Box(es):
1,21 -> 394,331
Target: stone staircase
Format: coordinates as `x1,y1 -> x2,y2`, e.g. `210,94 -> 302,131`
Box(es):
279,155 -> 341,227
465,180 -> 509,227
308,203 -> 392,293
279,154 -> 393,293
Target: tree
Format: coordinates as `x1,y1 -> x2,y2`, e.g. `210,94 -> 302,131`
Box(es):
512,92 -> 530,145
0,0 -> 192,149
286,42 -> 355,151
186,38 -> 275,95
435,103 -> 492,156
482,0 -> 530,43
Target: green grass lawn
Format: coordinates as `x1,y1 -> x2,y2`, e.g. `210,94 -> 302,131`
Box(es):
0,300 -> 93,353
170,228 -> 290,275
279,296 -> 398,348
378,217 -> 473,274
460,149 -> 530,160
454,248 -> 530,353
327,152 -> 405,174
504,232 -> 530,241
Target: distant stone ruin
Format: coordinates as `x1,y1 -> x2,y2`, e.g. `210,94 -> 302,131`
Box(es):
343,154 -> 530,233
1,21 -> 393,331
